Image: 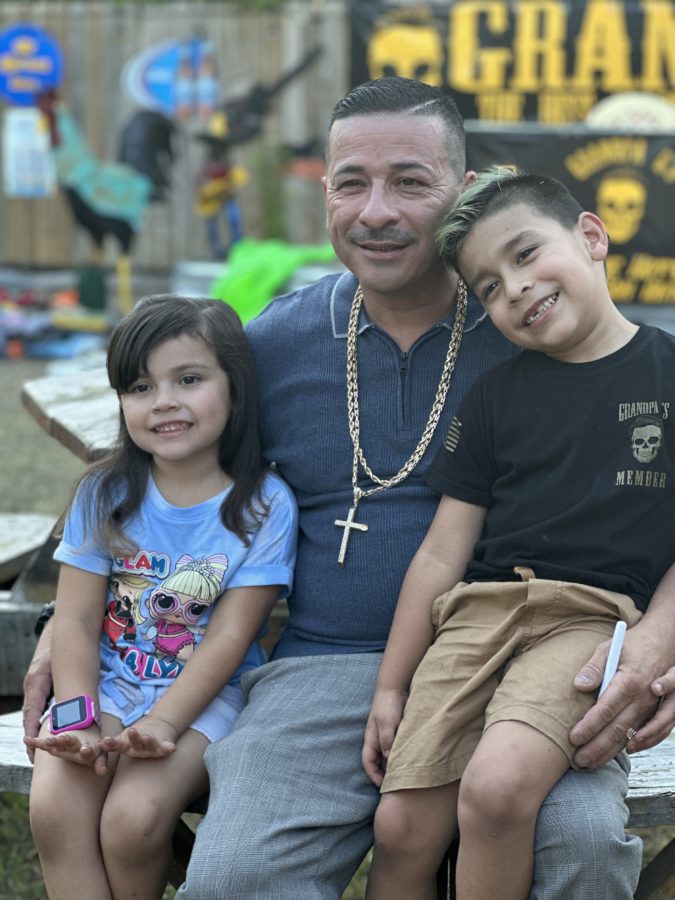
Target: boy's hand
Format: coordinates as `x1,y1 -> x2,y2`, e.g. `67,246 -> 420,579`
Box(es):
570,622 -> 669,767
362,689 -> 407,787
24,725 -> 108,774
100,715 -> 178,759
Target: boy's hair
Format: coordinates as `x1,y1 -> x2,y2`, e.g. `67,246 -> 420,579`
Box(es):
437,166 -> 584,273
70,295 -> 266,554
328,76 -> 466,176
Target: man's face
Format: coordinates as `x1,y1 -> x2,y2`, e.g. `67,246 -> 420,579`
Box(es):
323,113 -> 466,303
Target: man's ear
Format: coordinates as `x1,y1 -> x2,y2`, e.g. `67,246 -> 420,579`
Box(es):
578,211 -> 609,261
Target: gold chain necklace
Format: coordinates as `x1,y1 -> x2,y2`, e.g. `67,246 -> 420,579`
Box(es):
335,279 -> 468,565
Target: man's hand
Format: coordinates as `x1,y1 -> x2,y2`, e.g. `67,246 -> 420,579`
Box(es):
100,715 -> 178,759
570,620 -> 671,768
633,667 -> 675,749
24,725 -> 108,773
362,688 -> 407,787
22,623 -> 54,762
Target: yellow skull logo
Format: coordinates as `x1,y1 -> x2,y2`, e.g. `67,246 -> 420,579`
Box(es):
368,23 -> 444,86
596,173 -> 647,244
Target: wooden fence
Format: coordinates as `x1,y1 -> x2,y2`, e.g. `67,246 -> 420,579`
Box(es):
0,1 -> 349,271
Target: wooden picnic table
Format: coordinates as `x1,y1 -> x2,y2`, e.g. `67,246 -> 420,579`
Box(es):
21,366 -> 118,464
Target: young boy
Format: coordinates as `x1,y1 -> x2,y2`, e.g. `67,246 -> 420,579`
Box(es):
362,167 -> 675,900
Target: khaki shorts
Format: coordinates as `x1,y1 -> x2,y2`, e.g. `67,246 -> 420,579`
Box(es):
381,575 -> 641,793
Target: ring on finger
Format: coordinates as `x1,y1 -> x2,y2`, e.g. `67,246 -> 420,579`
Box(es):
625,726 -> 638,743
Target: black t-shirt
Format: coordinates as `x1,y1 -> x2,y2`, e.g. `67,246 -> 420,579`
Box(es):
426,326 -> 675,612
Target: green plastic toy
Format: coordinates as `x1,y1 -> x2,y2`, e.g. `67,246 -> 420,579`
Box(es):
209,238 -> 338,323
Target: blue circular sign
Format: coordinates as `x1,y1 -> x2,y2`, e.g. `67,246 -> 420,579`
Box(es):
0,22 -> 63,105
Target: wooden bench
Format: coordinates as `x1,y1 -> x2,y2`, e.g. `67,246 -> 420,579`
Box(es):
1,707 -> 674,897
15,370 -> 675,896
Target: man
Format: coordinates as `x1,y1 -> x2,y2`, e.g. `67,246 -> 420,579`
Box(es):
24,77 -> 675,898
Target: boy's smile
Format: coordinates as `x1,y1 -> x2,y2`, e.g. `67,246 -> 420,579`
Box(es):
523,292 -> 559,327
457,204 -> 636,363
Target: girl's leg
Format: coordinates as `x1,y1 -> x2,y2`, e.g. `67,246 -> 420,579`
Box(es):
456,721 -> 569,900
29,717 -> 119,900
366,781 -> 459,900
100,727 -> 210,900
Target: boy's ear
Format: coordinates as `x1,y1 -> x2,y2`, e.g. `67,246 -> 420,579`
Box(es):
578,211 -> 609,261
461,170 -> 477,191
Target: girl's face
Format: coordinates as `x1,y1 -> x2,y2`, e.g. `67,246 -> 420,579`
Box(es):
120,334 -> 231,472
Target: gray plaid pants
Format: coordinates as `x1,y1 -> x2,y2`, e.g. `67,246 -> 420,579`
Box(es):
178,653 -> 641,899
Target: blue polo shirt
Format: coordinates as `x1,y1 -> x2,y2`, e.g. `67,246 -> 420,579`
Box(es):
246,271 -> 517,657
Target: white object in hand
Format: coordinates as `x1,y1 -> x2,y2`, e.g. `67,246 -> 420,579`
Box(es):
599,620 -> 627,696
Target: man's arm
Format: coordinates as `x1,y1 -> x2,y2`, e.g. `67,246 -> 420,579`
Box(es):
22,618 -> 54,761
571,561 -> 675,768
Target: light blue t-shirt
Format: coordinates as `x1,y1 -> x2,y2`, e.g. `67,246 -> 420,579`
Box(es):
55,471 -> 297,689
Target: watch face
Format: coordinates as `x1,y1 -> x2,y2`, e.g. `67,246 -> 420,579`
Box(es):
51,696 -> 87,729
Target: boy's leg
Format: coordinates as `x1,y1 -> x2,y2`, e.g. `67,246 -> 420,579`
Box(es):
101,727 -> 210,900
489,582 -> 642,899
29,718 -> 118,899
366,782 -> 459,900
457,721 -> 569,900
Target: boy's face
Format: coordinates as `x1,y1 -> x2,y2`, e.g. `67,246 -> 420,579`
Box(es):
458,203 -> 610,363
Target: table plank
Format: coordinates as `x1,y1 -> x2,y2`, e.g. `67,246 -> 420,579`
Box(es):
627,730 -> 675,827
0,711 -> 32,793
21,368 -> 118,463
0,513 -> 56,582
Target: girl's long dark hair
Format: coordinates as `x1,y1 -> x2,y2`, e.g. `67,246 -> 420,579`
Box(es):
70,294 -> 267,555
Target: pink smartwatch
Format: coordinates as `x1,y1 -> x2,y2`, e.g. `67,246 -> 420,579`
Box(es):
49,694 -> 99,735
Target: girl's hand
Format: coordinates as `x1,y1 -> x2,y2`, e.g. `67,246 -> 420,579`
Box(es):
24,725 -> 108,774
362,688 -> 407,787
100,715 -> 178,759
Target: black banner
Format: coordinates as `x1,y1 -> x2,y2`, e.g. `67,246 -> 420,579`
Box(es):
466,126 -> 675,303
351,1 -> 675,124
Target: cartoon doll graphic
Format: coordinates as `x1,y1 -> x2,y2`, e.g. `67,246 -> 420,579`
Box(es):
104,572 -> 154,647
147,553 -> 228,662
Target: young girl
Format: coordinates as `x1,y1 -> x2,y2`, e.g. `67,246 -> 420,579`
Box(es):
25,294 -> 298,900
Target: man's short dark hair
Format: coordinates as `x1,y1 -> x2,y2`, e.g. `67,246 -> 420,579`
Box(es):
437,166 -> 584,273
328,76 -> 465,175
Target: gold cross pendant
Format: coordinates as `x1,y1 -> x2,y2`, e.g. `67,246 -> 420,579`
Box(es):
335,504 -> 368,566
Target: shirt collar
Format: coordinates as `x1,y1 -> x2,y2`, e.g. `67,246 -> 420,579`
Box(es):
330,270 -> 490,339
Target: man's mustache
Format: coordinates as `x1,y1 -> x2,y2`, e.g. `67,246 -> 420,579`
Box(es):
348,229 -> 417,245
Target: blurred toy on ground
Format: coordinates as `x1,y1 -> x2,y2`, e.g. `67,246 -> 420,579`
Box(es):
0,279 -> 111,361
